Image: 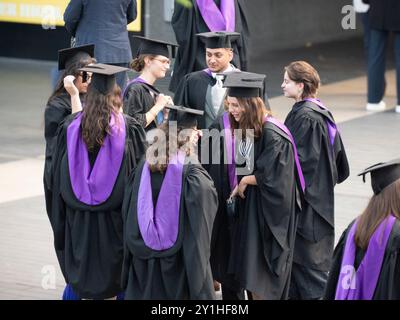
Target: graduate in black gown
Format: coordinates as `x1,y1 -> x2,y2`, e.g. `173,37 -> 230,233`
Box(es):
50,64 -> 146,299
209,72 -> 304,299
44,44 -> 95,224
121,106 -> 218,300
324,159 -> 400,300
282,61 -> 350,299
169,0 -> 249,92
122,37 -> 176,132
173,31 -> 241,130
173,32 -> 241,292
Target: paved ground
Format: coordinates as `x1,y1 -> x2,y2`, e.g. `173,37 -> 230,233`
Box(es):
0,37 -> 399,299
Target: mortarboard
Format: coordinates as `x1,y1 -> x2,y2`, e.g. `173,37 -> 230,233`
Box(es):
358,158 -> 400,195
131,36 -> 178,59
223,71 -> 266,98
196,31 -> 240,49
58,44 -> 95,71
79,63 -> 129,94
166,105 -> 204,128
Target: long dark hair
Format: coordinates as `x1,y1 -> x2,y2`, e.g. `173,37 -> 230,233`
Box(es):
47,55 -> 96,105
81,84 -> 122,151
228,97 -> 271,139
354,179 -> 400,250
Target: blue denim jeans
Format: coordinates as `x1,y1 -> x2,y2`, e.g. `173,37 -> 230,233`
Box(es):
359,12 -> 370,57
367,29 -> 400,104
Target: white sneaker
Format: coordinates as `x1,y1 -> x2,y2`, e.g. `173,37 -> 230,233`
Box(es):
396,105 -> 400,113
366,101 -> 386,111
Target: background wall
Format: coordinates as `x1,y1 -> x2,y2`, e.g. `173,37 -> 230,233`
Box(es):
0,0 -> 361,61
246,0 -> 361,55
146,0 -> 362,54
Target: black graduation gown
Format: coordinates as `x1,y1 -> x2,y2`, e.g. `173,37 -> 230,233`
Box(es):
44,93 -> 74,280
284,101 -> 350,271
44,93 -> 72,218
227,122 -> 300,299
205,119 -> 241,292
123,81 -> 160,131
173,70 -> 215,130
121,159 -> 218,300
169,0 -> 249,92
50,113 -> 146,299
324,219 -> 400,300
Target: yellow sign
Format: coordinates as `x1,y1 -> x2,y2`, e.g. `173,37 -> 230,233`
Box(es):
0,0 -> 141,32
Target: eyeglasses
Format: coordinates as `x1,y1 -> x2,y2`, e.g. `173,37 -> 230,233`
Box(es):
153,58 -> 170,65
79,71 -> 92,83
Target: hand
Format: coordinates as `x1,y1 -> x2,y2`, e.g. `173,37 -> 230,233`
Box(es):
166,96 -> 174,106
155,94 -> 172,111
230,185 -> 239,199
237,178 -> 248,199
63,75 -> 79,96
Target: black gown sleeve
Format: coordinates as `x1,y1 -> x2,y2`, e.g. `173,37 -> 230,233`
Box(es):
173,74 -> 190,107
120,165 -> 139,290
253,128 -> 297,275
373,221 -> 400,299
169,2 -> 196,92
43,97 -> 71,222
123,85 -> 149,128
48,116 -> 74,283
124,115 -> 147,176
323,225 -> 351,300
44,103 -> 70,147
334,132 -> 350,184
287,114 -> 325,188
236,0 -> 250,71
171,2 -> 192,47
378,247 -> 400,299
44,97 -> 71,186
182,164 -> 218,299
204,119 -> 224,190
49,117 -> 74,252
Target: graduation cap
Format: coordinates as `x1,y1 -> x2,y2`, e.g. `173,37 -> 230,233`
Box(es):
196,31 -> 240,49
131,36 -> 178,59
79,63 -> 129,94
58,44 -> 95,70
358,158 -> 400,195
166,105 -> 204,128
223,71 -> 266,98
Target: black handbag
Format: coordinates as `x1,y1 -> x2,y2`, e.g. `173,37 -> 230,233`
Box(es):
226,196 -> 238,217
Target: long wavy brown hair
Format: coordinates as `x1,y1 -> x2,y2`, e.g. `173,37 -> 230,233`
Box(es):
228,97 -> 271,139
354,179 -> 400,250
81,84 -> 122,151
146,122 -> 194,173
